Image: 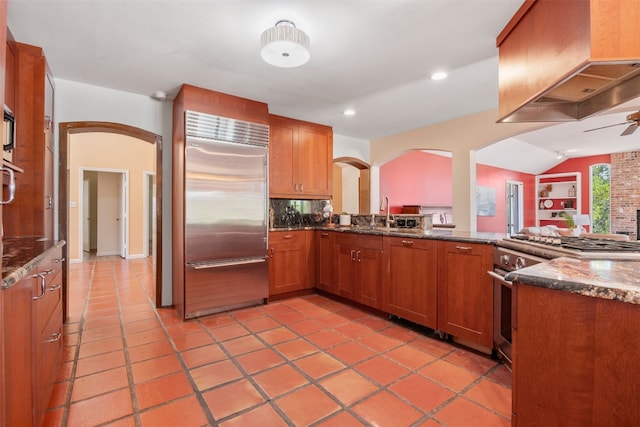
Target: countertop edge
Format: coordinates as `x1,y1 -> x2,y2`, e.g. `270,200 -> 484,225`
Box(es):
2,240 -> 66,290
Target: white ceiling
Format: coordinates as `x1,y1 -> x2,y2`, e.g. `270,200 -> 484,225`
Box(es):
7,0 -> 640,175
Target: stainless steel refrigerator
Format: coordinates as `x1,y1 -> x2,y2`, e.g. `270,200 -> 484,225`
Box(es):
183,111 -> 269,318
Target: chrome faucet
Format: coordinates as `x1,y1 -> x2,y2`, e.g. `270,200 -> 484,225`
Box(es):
383,196 -> 394,228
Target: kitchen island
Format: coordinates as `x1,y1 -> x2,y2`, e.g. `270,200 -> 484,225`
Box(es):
506,257 -> 640,427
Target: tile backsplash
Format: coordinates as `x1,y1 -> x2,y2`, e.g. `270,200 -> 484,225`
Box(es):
270,199 -> 333,228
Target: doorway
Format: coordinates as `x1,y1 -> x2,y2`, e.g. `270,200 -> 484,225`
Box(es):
81,169 -> 129,258
506,180 -> 524,235
59,122 -> 163,320
333,157 -> 370,214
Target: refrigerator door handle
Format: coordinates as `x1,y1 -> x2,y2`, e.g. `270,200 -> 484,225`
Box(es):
187,258 -> 267,270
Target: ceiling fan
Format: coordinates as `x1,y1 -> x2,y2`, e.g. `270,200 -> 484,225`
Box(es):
584,111 -> 640,136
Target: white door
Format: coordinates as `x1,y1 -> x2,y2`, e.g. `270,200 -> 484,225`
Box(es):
97,172 -> 122,256
82,176 -> 90,252
506,181 -> 524,235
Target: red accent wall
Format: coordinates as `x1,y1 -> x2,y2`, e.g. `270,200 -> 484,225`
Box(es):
476,164 -> 536,233
542,154 -> 611,217
380,151 -> 453,213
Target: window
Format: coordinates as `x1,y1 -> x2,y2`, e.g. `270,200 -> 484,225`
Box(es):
590,164 -> 610,233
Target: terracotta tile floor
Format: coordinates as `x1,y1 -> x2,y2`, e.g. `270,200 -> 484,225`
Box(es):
44,256 -> 512,426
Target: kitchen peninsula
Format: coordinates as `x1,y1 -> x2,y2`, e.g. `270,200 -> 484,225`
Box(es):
506,258 -> 640,426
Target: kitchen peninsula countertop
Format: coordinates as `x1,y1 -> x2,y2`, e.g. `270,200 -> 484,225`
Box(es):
506,257 -> 640,305
2,237 -> 66,289
271,225 -> 505,245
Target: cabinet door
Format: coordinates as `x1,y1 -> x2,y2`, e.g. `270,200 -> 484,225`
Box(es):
297,124 -> 332,198
1,275 -> 35,427
316,231 -> 337,294
268,232 -> 306,295
268,117 -> 296,195
337,243 -> 357,300
387,237 -> 438,329
437,241 -> 493,348
357,247 -> 383,309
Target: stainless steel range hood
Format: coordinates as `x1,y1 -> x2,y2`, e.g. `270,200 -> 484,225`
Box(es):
497,0 -> 640,123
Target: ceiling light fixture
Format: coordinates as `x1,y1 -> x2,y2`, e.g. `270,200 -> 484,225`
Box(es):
260,20 -> 310,68
343,109 -> 355,116
555,151 -> 565,160
430,71 -> 448,81
150,91 -> 167,101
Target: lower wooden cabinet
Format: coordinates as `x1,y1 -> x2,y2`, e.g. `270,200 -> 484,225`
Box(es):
437,240 -> 493,349
1,244 -> 64,427
335,233 -> 383,309
386,236 -> 438,329
315,230 -> 337,294
268,230 -> 309,296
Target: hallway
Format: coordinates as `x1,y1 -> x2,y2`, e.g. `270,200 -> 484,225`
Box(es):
44,256 -> 511,426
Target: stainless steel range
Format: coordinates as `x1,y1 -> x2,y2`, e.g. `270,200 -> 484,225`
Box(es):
490,235 -> 640,369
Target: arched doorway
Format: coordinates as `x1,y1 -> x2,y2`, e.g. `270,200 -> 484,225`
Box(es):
59,122 -> 163,319
333,157 -> 370,214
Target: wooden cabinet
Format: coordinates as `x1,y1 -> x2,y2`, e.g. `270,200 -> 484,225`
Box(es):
335,233 -> 383,309
437,240 -> 493,349
386,236 -> 438,329
3,41 -> 54,240
513,283 -> 640,426
315,230 -> 337,294
536,172 -> 581,229
1,244 -> 64,427
268,230 -> 309,296
268,114 -> 333,199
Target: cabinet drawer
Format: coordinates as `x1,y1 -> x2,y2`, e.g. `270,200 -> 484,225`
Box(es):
335,233 -> 383,250
269,230 -> 305,244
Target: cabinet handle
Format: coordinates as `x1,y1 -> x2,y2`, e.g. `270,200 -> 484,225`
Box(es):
350,249 -> 355,261
0,167 -> 15,205
300,183 -> 303,192
320,232 -> 329,237
401,240 -> 414,247
282,235 -> 293,239
45,332 -> 62,343
45,115 -> 52,130
455,245 -> 472,253
48,283 -> 61,292
269,248 -> 274,258
356,251 -> 361,262
32,273 -> 47,300
53,257 -> 66,263
46,195 -> 53,209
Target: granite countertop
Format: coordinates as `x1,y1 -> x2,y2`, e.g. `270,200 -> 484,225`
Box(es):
2,237 -> 66,289
271,225 -> 505,245
505,257 -> 640,305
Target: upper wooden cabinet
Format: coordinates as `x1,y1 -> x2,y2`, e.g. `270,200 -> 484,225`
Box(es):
268,114 -> 333,199
3,41 -> 54,240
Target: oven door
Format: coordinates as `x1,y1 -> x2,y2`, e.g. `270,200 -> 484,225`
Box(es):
488,268 -> 514,368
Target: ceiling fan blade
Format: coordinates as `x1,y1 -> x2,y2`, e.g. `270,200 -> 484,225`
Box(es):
584,121 -> 629,132
620,122 -> 638,136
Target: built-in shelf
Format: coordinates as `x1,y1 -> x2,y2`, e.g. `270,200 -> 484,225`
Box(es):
536,172 -> 581,227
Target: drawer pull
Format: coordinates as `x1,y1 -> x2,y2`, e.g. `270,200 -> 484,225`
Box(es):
0,167 -> 15,205
320,232 -> 329,237
350,249 -> 356,261
455,245 -> 472,253
401,240 -> 414,247
48,284 -> 61,292
32,273 -> 47,300
282,235 -> 293,239
46,332 -> 62,343
356,251 -> 361,262
53,257 -> 66,264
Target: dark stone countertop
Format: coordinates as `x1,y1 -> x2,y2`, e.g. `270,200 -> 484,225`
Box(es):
506,257 -> 640,305
270,225 -> 505,245
2,237 -> 66,289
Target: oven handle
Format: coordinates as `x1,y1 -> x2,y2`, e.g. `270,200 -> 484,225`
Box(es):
487,270 -> 513,287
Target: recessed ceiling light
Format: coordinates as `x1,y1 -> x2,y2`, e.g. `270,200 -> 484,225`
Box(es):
150,91 -> 167,101
430,71 -> 448,81
343,109 -> 356,116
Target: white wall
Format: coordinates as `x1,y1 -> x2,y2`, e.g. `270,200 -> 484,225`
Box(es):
333,134 -> 370,163
54,79 -> 174,305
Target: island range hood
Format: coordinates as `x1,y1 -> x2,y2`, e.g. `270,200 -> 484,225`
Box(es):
496,0 -> 640,123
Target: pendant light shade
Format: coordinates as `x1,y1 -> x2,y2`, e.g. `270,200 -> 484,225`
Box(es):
260,20 -> 310,68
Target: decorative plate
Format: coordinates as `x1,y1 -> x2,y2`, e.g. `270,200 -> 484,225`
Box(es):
543,199 -> 553,209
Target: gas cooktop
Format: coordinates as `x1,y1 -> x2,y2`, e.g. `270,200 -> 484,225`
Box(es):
509,235 -> 640,252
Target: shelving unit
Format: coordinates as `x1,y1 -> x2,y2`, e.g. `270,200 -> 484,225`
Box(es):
535,172 -> 581,228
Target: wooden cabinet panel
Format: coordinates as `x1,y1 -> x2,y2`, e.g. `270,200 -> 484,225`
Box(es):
437,240 -> 493,349
3,41 -> 54,240
268,231 -> 307,295
315,230 -> 337,294
386,237 -> 438,329
268,114 -> 332,199
513,284 -> 640,427
335,233 -> 383,309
